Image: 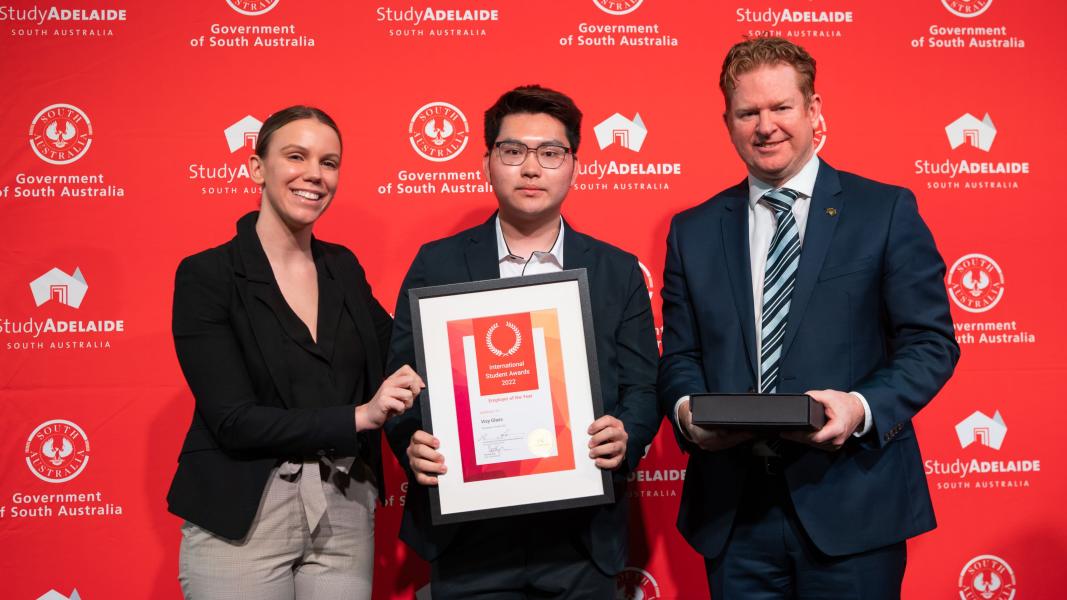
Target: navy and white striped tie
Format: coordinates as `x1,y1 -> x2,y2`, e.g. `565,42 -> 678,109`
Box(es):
759,188 -> 802,394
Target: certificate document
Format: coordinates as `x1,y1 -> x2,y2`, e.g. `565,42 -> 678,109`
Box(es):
410,270 -> 612,524
446,309 -> 575,482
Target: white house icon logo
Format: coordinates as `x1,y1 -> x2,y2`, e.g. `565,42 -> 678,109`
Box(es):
224,115 -> 263,153
955,410 -> 1006,450
594,113 -> 648,152
945,113 -> 996,151
30,267 -> 88,308
37,589 -> 81,600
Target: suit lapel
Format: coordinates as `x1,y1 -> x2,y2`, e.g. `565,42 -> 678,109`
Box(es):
232,212 -> 297,407
464,214 -> 503,282
781,161 -> 843,358
561,218 -> 592,272
315,245 -> 343,363
719,182 -> 759,380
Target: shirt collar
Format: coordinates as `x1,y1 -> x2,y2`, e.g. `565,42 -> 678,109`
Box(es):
495,215 -> 565,264
747,154 -> 820,208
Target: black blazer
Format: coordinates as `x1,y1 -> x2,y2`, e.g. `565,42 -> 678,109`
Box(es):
384,214 -> 661,575
166,211 -> 392,540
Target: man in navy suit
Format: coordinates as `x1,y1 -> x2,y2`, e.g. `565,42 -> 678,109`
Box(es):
658,37 -> 959,598
385,85 -> 660,599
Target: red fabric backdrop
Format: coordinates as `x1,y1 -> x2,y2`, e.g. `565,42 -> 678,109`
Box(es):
1,1 -> 1063,598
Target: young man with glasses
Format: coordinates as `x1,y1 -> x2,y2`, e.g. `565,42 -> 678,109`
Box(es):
385,85 -> 661,598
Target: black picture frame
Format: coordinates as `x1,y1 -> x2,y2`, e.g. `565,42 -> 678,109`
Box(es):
408,269 -> 614,525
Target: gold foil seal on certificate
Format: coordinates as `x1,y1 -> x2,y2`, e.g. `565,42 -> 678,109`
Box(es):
527,428 -> 554,457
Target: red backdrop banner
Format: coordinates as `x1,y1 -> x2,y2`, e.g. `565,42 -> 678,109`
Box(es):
1,1 -> 1064,598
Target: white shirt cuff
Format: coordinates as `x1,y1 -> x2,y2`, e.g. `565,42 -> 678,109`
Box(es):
850,391 -> 873,437
674,395 -> 693,442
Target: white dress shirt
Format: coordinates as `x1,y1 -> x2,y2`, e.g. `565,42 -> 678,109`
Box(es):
496,215 -> 564,278
675,155 -> 872,439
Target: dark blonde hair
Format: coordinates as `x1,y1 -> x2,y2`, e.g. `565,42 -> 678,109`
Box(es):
720,37 -> 816,108
254,105 -> 342,157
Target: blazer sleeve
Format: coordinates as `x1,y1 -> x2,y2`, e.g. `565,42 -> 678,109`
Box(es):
657,216 -> 708,451
853,189 -> 960,447
612,258 -> 663,473
346,247 -> 393,376
371,295 -> 392,374
382,245 -> 429,470
172,254 -> 359,458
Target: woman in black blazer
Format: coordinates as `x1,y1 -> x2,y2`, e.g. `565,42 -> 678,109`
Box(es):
167,106 -> 423,599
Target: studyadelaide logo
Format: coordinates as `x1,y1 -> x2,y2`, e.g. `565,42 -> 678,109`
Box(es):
916,112 -> 1029,190
2,266 -> 125,352
187,114 -> 263,196
925,408 -> 1041,492
575,109 -> 680,192
35,589 -> 82,600
2,5 -> 128,38
734,5 -> 855,40
375,5 -> 500,38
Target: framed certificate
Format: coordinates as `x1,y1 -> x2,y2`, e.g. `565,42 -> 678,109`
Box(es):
409,269 -> 613,525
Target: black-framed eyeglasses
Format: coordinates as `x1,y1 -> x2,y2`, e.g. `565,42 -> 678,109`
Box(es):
492,141 -> 574,169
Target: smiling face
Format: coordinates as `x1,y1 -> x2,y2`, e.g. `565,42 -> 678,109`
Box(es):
483,112 -> 578,227
725,63 -> 821,187
249,118 -> 341,232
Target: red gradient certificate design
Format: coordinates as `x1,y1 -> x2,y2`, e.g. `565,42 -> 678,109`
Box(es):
446,309 -> 574,482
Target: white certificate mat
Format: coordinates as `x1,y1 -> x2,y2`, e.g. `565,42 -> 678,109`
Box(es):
464,329 -> 559,465
410,270 -> 612,524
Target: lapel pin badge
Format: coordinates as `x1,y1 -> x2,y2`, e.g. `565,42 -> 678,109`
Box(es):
825,207 -> 838,217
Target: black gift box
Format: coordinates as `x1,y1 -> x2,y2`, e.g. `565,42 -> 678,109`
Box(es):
690,393 -> 826,430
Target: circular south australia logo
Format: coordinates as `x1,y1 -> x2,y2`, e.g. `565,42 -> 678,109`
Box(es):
813,114 -> 827,154
638,260 -> 655,300
485,321 -> 522,357
615,567 -> 661,600
408,102 -> 470,162
29,104 -> 93,165
25,420 -> 90,483
946,253 -> 1004,313
958,555 -> 1016,600
226,0 -> 281,16
942,0 -> 993,18
594,0 -> 644,16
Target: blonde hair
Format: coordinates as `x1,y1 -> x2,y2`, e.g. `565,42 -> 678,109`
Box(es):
720,37 -> 816,108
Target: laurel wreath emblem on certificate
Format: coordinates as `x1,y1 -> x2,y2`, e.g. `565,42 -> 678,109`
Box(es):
485,321 -> 522,357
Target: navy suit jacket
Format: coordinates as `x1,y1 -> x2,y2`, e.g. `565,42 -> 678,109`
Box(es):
658,162 -> 959,558
385,214 -> 661,575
